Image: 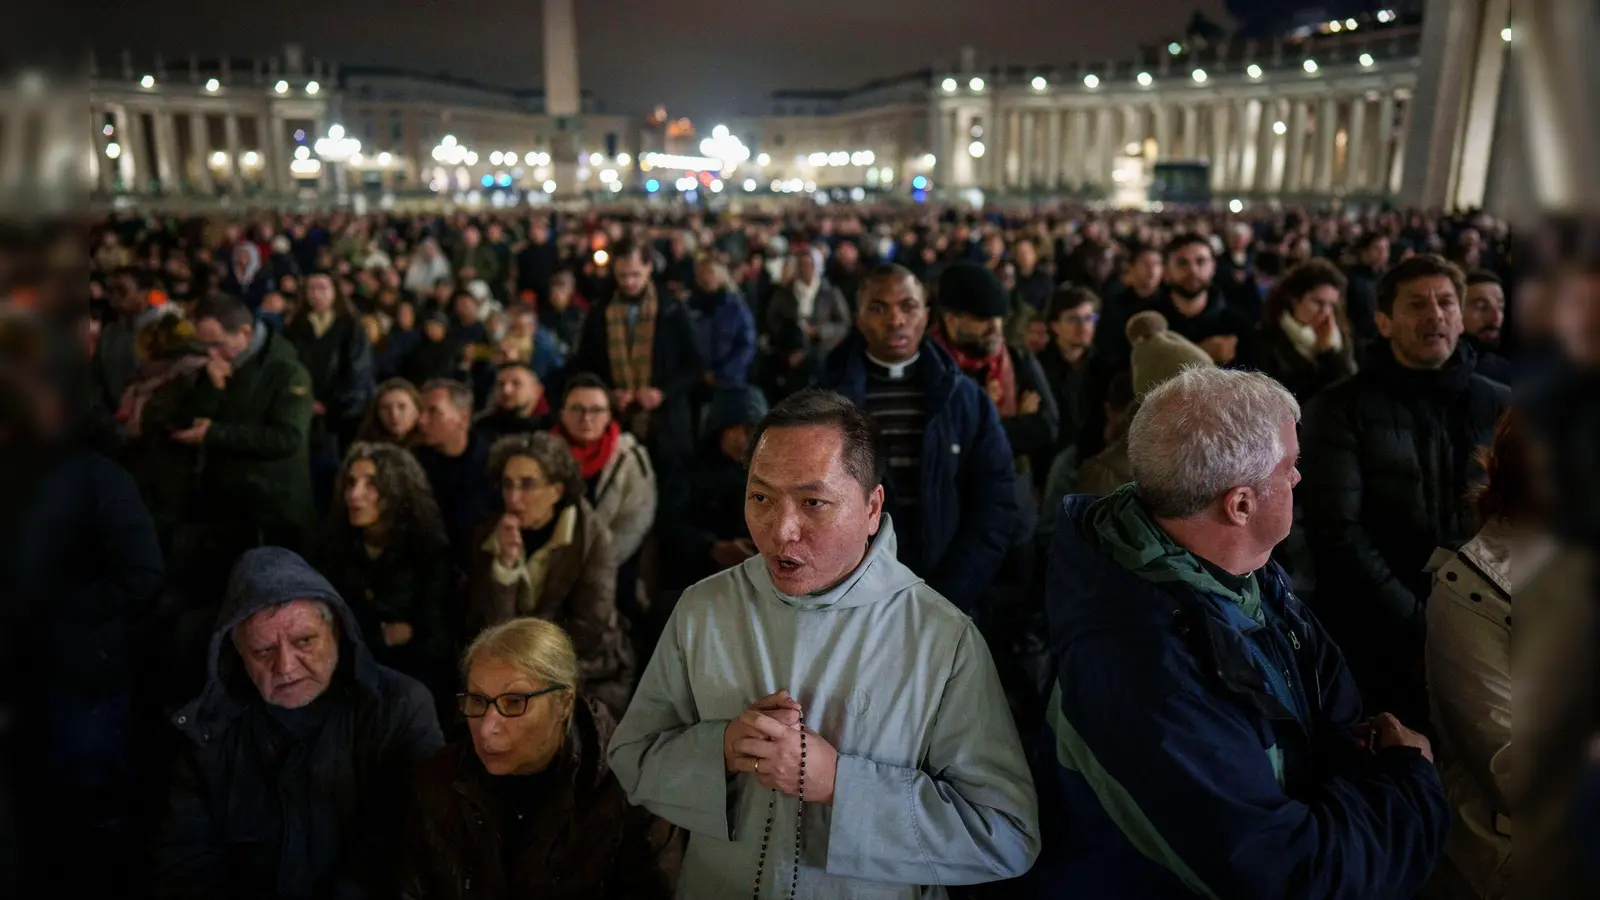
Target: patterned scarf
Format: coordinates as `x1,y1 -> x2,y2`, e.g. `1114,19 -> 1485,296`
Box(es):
934,328 -> 1018,417
605,282 -> 658,392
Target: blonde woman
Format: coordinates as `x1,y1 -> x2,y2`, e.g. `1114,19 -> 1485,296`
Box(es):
400,618 -> 672,900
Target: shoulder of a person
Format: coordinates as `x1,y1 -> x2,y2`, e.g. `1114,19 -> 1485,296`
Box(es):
1466,371 -> 1513,407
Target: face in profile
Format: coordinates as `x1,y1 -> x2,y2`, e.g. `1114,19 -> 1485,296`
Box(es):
344,457 -> 383,529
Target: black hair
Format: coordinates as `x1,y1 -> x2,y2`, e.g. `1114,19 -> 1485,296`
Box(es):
1466,269 -> 1502,288
560,371 -> 612,405
1046,285 -> 1103,321
1377,254 -> 1466,316
610,234 -> 649,267
743,389 -> 885,497
192,294 -> 254,332
1164,233 -> 1211,258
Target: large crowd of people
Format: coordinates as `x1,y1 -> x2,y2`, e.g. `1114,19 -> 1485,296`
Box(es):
2,197 -> 1596,899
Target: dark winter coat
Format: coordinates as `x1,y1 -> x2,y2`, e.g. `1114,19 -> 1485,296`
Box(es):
282,314 -> 377,451
414,431 -> 497,561
570,294 -> 704,475
398,698 -> 673,900
1147,286 -> 1257,354
1248,321 -> 1357,405
824,333 -> 1021,610
465,500 -> 634,716
659,387 -> 767,589
155,547 -> 443,900
999,343 -> 1061,492
312,533 -> 455,694
687,288 -> 758,386
181,328 -> 315,547
1299,342 -> 1510,717
1035,342 -> 1117,458
1035,494 -> 1450,899
1342,264 -> 1383,344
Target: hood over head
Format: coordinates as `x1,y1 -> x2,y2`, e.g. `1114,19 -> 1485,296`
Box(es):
701,384 -> 769,444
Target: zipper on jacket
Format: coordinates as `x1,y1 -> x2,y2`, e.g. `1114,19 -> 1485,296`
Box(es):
1288,629 -> 1300,650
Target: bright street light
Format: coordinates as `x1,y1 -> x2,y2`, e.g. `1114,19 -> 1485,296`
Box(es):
305,80 -> 320,95
1247,64 -> 1263,79
1032,75 -> 1047,90
756,153 -> 770,167
744,179 -> 757,191
1303,59 -> 1320,74
941,77 -> 957,92
210,150 -> 227,167
1137,71 -> 1153,87
712,124 -> 729,140
588,152 -> 603,166
1273,120 -> 1288,135
274,80 -> 289,94
542,180 -> 557,194
205,78 -> 220,92
1359,53 -> 1375,67
242,151 -> 260,166
616,152 -> 631,166
968,140 -> 986,158
139,74 -> 155,89
1229,198 -> 1244,213
105,142 -> 122,159
1192,68 -> 1208,83
1083,73 -> 1099,89
1501,26 -> 1512,42
969,76 -> 985,91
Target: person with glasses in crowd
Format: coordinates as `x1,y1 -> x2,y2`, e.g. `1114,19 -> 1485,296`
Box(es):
466,432 -> 633,717
399,618 -> 672,900
1035,285 -> 1116,464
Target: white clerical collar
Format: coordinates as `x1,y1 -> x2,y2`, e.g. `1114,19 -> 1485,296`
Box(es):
866,350 -> 920,379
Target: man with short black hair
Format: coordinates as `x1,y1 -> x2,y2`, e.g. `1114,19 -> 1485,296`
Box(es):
571,234 -> 703,475
1096,243 -> 1164,366
1343,232 -> 1390,345
473,363 -> 549,441
413,378 -> 496,556
1462,270 -> 1510,384
177,294 -> 315,549
1301,254 -> 1510,722
822,264 -> 1020,611
611,389 -> 1039,898
1149,234 -> 1254,366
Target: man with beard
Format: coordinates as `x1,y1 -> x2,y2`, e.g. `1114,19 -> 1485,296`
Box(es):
1148,234 -> 1255,367
570,235 -> 703,476
1462,270 -> 1510,384
934,261 -> 1059,495
1300,255 -> 1510,725
821,264 -> 1020,612
1096,243 -> 1163,367
472,363 -> 550,441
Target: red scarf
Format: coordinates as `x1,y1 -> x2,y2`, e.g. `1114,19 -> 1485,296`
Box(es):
556,420 -> 620,480
934,329 -> 1018,417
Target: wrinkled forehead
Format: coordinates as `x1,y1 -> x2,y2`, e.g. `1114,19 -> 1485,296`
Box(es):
233,598 -> 332,646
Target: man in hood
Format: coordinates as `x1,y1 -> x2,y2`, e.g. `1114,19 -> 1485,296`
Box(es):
610,390 -> 1039,899
1038,366 -> 1448,899
156,547 -> 442,900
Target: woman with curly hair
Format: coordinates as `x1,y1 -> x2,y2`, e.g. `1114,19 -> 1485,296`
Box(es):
1248,258 -> 1357,404
354,378 -> 424,446
313,441 -> 454,695
466,432 -> 634,716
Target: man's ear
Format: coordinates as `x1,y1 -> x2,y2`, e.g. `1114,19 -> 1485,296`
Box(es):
867,484 -> 886,533
1374,310 -> 1393,340
1222,485 -> 1254,527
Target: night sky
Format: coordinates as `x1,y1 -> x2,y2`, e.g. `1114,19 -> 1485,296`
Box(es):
82,0 -> 1229,120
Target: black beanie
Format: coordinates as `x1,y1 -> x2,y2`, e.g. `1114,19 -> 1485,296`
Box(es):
938,261 -> 1010,319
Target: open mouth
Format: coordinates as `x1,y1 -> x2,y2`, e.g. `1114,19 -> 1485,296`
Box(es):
772,556 -> 804,574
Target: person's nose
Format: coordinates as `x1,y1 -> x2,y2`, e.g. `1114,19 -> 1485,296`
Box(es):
1488,305 -> 1505,327
774,507 -> 804,545
272,643 -> 298,676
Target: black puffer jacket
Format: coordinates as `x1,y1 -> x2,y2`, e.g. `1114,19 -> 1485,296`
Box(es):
156,547 -> 443,900
1299,342 -> 1509,714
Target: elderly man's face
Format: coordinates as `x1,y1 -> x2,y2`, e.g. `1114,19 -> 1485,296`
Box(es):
234,599 -> 340,709
745,424 -> 883,596
417,387 -> 468,448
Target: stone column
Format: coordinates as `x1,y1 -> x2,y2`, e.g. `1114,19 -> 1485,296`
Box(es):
1313,95 -> 1339,193
1374,91 -> 1397,195
1153,104 -> 1172,160
1399,0 -> 1511,208
1345,96 -> 1368,193
188,111 -> 214,195
1018,110 -> 1036,189
1065,108 -> 1088,190
150,111 -> 178,193
1229,99 -> 1251,191
1180,104 -> 1199,159
93,107 -> 116,194
125,108 -> 150,194
261,109 -> 285,195
1253,98 -> 1279,193
1210,101 -> 1232,191
930,98 -> 949,188
1283,99 -> 1308,193
223,113 -> 245,195
1044,108 -> 1063,190
1096,106 -> 1119,189
1389,94 -> 1414,195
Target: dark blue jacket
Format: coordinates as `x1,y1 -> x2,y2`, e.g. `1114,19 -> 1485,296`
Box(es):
823,333 -> 1020,609
688,288 -> 757,386
157,547 -> 442,900
1034,496 -> 1450,899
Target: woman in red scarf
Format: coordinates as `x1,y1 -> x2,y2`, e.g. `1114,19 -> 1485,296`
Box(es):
552,373 -> 658,569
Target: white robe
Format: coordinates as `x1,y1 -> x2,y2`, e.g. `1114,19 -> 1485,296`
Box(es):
608,517 -> 1039,898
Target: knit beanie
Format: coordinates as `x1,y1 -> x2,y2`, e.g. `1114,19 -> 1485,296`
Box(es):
1127,310 -> 1213,400
937,261 -> 1010,319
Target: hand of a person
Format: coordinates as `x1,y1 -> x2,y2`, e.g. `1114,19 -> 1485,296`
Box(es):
205,357 -> 233,390
1019,391 -> 1041,415
1313,316 -> 1337,352
711,538 -> 759,570
638,387 -> 665,411
171,418 -> 212,446
612,388 -> 635,409
733,717 -> 839,804
1370,712 -> 1435,764
1199,334 -> 1239,364
495,514 -> 524,568
381,622 -> 414,647
724,692 -> 802,773
987,379 -> 1005,405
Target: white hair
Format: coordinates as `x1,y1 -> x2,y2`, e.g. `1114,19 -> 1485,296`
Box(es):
1128,366 -> 1300,519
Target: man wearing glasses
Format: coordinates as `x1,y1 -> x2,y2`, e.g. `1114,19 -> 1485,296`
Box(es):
157,547 -> 442,899
1036,285 -> 1117,462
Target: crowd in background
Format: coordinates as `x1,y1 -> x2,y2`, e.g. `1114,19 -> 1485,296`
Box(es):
4,195 -> 1597,899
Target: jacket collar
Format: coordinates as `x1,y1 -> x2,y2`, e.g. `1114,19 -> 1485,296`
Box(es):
826,332 -> 960,404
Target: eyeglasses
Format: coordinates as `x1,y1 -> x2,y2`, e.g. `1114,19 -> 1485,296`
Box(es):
501,475 -> 550,493
455,685 -> 569,718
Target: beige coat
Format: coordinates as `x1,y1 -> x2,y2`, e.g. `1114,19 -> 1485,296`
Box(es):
1424,518 -> 1533,900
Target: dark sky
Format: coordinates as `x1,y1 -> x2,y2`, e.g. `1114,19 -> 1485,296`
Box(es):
84,0 -> 1230,120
